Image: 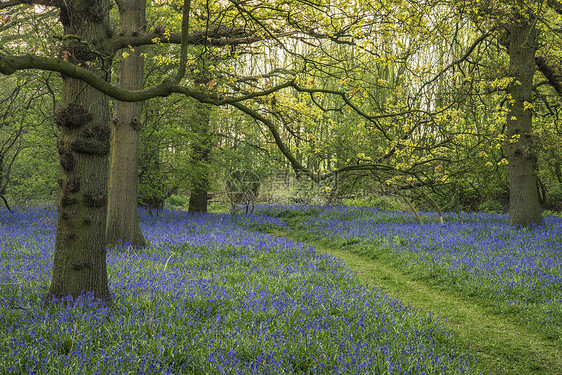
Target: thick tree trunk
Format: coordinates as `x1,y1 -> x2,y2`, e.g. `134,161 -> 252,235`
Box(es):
188,100 -> 212,213
106,0 -> 147,247
506,16 -> 543,226
0,154 -> 4,194
49,0 -> 112,301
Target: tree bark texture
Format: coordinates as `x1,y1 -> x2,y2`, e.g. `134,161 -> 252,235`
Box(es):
49,0 -> 112,301
188,101 -> 212,213
106,0 -> 147,247
506,15 -> 543,226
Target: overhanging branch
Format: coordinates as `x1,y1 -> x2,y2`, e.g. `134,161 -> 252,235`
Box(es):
229,101 -> 315,179
0,0 -> 61,9
0,54 -> 179,100
0,54 -> 295,105
109,30 -> 297,54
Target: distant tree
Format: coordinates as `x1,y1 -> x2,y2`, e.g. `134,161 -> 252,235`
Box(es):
0,79 -> 26,211
188,99 -> 212,213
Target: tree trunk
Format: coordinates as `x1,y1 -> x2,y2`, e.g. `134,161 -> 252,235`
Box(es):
49,0 -> 112,301
506,15 -> 543,226
188,100 -> 212,213
106,0 -> 147,247
0,154 -> 4,195
188,188 -> 208,213
138,145 -> 165,214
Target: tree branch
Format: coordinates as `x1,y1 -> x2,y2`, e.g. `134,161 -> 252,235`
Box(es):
0,54 -> 296,105
229,101 -> 316,179
0,194 -> 11,212
535,55 -> 562,98
415,30 -> 494,99
175,0 -> 192,82
228,101 -> 408,183
547,0 -> 562,15
108,29 -> 296,54
0,0 -> 61,9
0,54 -> 179,100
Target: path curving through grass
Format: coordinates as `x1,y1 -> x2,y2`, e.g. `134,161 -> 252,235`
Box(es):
268,228 -> 562,375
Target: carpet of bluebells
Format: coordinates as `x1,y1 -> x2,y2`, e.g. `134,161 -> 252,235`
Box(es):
254,205 -> 562,342
0,207 -> 479,374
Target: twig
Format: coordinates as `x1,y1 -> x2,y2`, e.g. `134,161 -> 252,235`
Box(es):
63,322 -> 78,375
162,252 -> 175,272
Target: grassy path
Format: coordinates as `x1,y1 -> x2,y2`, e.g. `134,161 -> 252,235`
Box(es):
269,230 -> 562,375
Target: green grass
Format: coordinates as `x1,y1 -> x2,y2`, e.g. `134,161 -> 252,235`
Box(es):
255,209 -> 562,375
315,240 -> 562,375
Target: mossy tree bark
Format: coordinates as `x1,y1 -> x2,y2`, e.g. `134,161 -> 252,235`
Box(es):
49,0 -> 112,301
106,0 -> 147,247
506,12 -> 543,227
188,100 -> 212,213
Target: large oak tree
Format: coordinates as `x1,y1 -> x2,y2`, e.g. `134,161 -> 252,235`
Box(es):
0,0 -> 315,301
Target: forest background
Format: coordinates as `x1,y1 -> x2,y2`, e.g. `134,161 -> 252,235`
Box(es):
2,0 -> 562,300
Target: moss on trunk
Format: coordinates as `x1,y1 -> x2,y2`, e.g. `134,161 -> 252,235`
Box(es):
48,0 -> 112,302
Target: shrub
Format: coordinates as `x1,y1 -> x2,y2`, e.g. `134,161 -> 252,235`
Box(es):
478,199 -> 504,214
166,194 -> 190,208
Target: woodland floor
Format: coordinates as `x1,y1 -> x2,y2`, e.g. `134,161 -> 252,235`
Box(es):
265,229 -> 562,375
